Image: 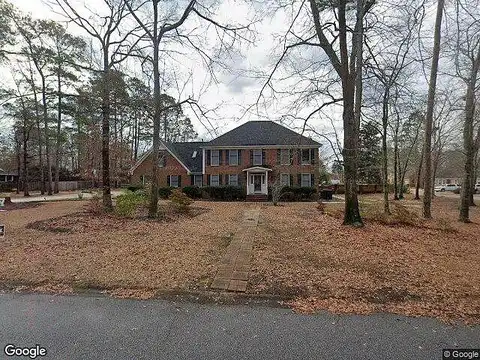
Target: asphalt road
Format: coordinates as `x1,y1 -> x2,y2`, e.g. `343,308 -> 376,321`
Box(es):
0,293 -> 478,360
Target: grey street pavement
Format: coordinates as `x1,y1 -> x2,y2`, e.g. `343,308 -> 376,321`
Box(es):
1,293 -> 478,360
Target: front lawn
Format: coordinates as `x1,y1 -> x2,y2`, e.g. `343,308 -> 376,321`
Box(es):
0,200 -> 248,296
249,195 -> 480,324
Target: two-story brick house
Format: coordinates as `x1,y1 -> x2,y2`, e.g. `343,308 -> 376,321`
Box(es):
130,121 -> 321,200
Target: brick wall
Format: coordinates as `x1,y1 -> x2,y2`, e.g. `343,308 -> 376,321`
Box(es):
204,148 -> 319,186
131,151 -> 190,187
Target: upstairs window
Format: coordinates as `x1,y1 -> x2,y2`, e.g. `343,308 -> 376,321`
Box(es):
229,150 -> 239,165
253,149 -> 263,165
280,149 -> 291,165
211,150 -> 220,166
301,149 -> 314,165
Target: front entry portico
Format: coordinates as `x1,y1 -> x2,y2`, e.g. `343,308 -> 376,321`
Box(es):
243,167 -> 272,196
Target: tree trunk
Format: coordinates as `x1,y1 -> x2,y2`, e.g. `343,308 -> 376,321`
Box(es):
422,0 -> 444,219
41,74 -> 53,196
22,126 -> 29,197
102,49 -> 113,211
459,50 -> 480,221
31,76 -> 45,195
381,91 -> 390,213
15,132 -> 21,195
54,71 -> 62,193
148,2 -> 161,218
415,148 -> 423,200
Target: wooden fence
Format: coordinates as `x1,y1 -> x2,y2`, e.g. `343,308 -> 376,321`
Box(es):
26,181 -> 94,191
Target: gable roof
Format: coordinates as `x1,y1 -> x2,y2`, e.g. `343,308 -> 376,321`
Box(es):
166,141 -> 204,173
206,121 -> 321,147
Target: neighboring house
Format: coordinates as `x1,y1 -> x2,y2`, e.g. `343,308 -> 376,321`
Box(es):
130,121 -> 321,200
0,169 -> 18,183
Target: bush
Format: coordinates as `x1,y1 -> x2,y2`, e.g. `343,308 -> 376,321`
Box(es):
158,187 -> 173,199
201,186 -> 246,201
115,191 -> 147,217
453,188 -> 461,194
0,183 -> 14,192
169,188 -> 194,212
182,186 -> 202,199
86,193 -> 103,214
278,186 -> 317,201
126,184 -> 143,192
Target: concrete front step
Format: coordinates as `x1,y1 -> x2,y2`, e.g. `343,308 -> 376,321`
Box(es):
246,195 -> 268,202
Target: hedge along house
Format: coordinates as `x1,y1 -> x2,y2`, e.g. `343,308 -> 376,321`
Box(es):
130,121 -> 322,201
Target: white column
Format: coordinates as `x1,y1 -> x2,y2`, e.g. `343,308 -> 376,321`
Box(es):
265,171 -> 268,195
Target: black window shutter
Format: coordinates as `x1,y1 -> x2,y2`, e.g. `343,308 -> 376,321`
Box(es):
219,174 -> 223,185
225,174 -> 229,185
219,150 -> 223,165
250,150 -> 253,166
238,173 -> 242,186
289,174 -> 293,187
311,174 -> 315,187
167,175 -> 170,186
277,149 -> 281,165
238,150 -> 242,165
297,174 -> 302,186
297,149 -> 302,165
207,174 -> 211,186
226,150 -> 230,165
310,149 -> 315,164
178,175 -> 182,187
206,150 -> 211,166
262,149 -> 266,165
191,175 -> 194,186
289,149 -> 293,165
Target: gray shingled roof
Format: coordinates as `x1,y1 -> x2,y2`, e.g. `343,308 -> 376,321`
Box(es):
206,121 -> 321,147
166,141 -> 205,173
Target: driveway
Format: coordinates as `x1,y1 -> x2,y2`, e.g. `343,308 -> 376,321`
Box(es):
5,190 -> 124,203
1,293 -> 478,360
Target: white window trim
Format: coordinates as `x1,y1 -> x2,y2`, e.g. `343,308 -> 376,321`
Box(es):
229,150 -> 239,166
170,175 -> 180,188
301,173 -> 311,187
194,175 -> 203,187
228,174 -> 238,186
301,149 -> 311,165
211,150 -> 220,166
253,149 -> 263,165
280,173 -> 290,186
280,149 -> 291,165
210,174 -> 220,187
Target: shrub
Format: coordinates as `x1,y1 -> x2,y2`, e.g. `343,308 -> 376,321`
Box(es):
126,184 -> 143,192
453,188 -> 461,194
158,187 -> 173,199
201,186 -> 246,201
169,188 -> 194,212
0,183 -> 14,192
182,186 -> 202,199
115,191 -> 147,217
278,186 -> 317,201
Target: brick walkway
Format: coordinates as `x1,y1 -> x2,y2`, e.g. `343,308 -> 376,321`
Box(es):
210,208 -> 260,292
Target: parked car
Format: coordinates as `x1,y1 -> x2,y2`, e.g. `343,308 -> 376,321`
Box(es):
434,185 -> 446,192
475,184 -> 480,193
445,184 -> 461,192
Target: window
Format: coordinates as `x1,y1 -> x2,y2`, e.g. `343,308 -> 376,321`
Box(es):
280,173 -> 290,186
229,150 -> 239,165
301,149 -> 311,165
210,175 -> 220,187
194,175 -> 203,187
170,175 -> 179,188
301,173 -> 311,187
253,149 -> 263,165
211,150 -> 220,166
280,149 -> 291,165
158,155 -> 166,167
228,174 -> 238,186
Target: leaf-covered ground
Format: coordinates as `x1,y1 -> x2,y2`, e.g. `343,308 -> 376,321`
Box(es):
0,200 -> 251,295
249,195 -> 480,324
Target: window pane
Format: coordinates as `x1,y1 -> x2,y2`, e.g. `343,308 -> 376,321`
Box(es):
281,150 -> 290,165
301,174 -> 311,187
211,150 -> 219,166
229,150 -> 238,165
170,175 -> 179,188
301,149 -> 310,164
211,175 -> 219,186
281,174 -> 290,186
194,175 -> 203,187
229,174 -> 238,186
253,149 -> 262,165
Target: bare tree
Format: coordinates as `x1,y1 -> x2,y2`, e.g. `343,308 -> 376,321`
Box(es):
422,0 -> 445,219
